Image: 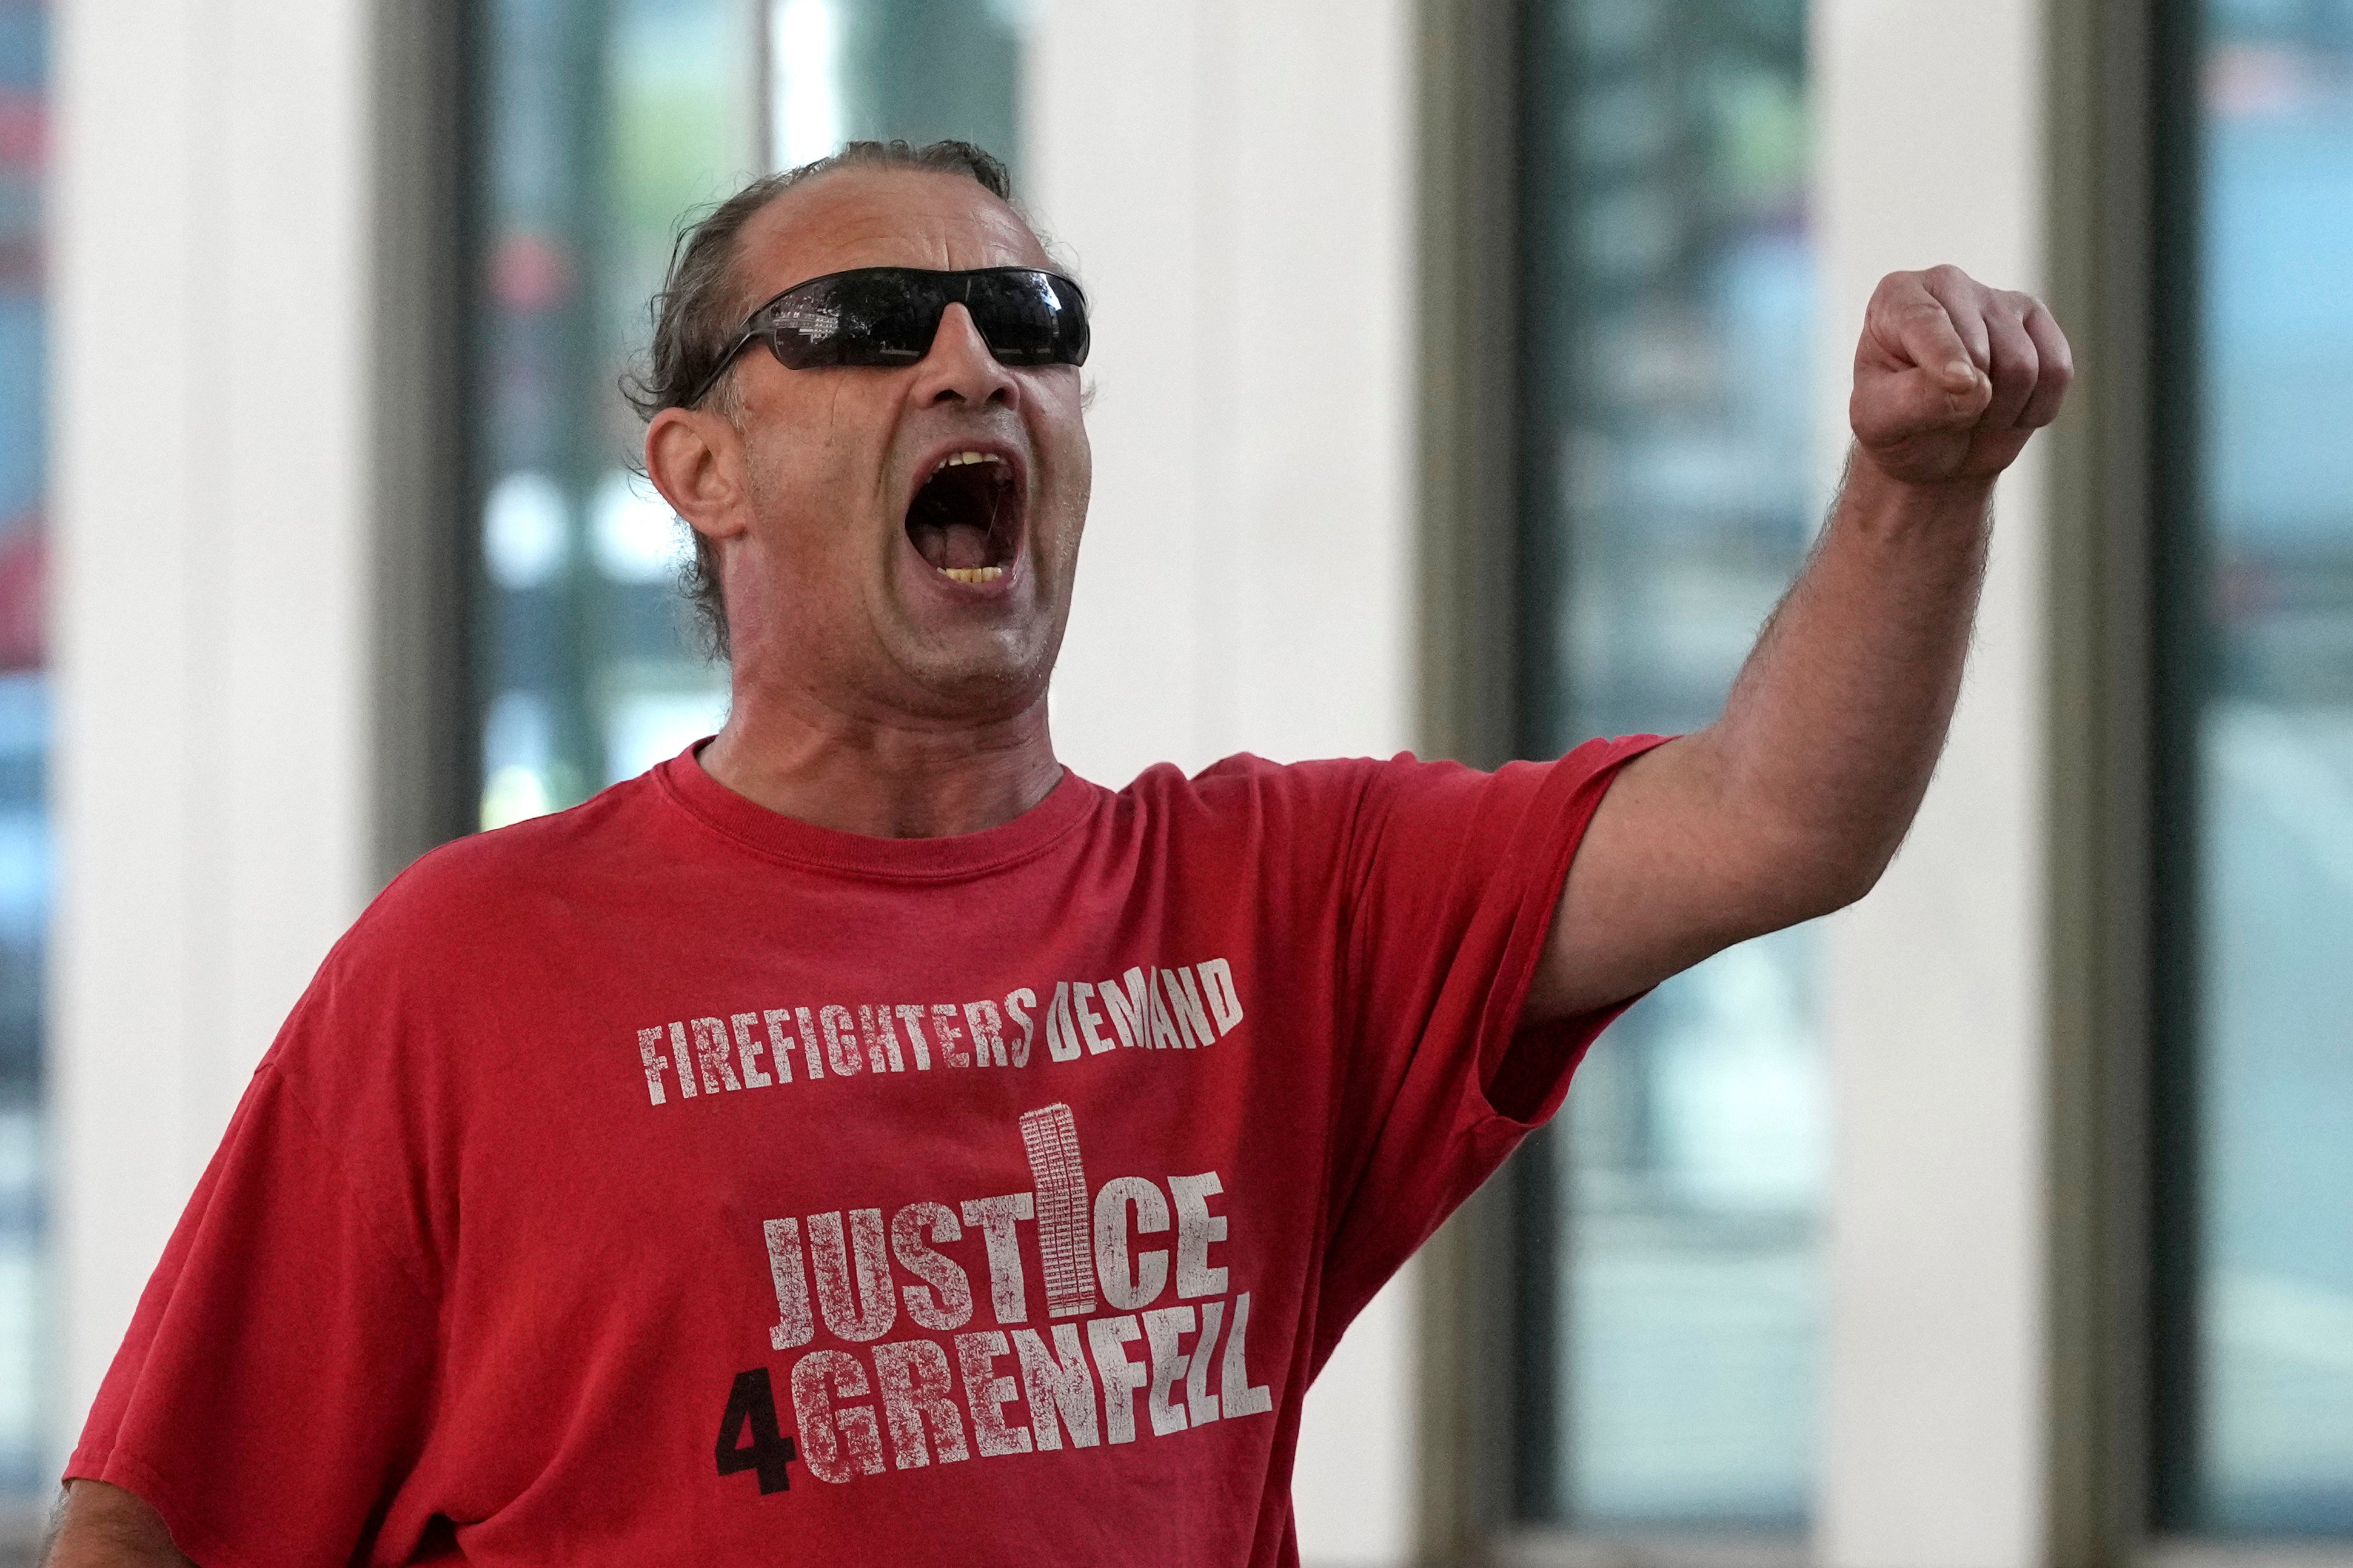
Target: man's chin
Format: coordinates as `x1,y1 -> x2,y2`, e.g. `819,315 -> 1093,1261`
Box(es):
891,631 -> 1057,723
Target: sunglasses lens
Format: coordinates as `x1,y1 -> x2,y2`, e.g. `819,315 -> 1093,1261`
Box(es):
966,271 -> 1090,367
765,272 -> 944,368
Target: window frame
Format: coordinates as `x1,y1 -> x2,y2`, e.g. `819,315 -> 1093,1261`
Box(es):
376,0 -> 481,884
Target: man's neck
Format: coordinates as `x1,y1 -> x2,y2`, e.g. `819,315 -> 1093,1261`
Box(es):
697,686 -> 1063,840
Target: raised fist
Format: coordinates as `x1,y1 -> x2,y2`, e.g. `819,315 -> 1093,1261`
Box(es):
1850,265 -> 2074,486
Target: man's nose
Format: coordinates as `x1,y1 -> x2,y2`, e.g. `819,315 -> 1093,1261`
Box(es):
911,302 -> 1020,409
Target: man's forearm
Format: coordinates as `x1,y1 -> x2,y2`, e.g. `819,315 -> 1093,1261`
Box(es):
42,1481 -> 196,1568
1692,453 -> 1995,913
1529,267 -> 2068,1021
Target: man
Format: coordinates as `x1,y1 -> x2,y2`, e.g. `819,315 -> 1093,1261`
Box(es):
48,139 -> 2069,1566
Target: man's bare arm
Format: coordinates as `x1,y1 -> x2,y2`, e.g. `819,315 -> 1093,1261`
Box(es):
1525,265 -> 2074,1021
41,1481 -> 195,1568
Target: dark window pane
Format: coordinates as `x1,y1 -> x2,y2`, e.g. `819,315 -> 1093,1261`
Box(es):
1515,0 -> 1819,1529
2163,0 -> 2353,1534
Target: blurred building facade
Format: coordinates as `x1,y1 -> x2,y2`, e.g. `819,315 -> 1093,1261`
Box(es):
18,0 -> 2353,1563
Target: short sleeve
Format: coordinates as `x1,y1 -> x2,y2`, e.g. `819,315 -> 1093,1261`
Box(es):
65,1054 -> 443,1568
1310,733 -> 1670,1363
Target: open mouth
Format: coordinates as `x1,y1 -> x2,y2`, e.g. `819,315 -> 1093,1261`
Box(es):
905,450 -> 1022,584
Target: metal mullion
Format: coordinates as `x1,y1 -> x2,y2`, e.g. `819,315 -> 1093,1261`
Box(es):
2141,0 -> 2212,1535
2041,0 -> 2173,1556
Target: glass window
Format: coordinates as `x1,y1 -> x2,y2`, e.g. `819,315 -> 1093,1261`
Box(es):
2158,0 -> 2353,1535
1513,0 -> 1821,1530
0,0 -> 42,1499
766,0 -> 1025,171
472,0 -> 1025,833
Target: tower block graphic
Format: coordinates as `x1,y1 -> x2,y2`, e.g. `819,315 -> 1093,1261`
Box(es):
1020,1103 -> 1097,1318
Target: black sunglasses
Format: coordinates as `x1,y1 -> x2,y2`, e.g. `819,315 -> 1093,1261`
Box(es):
682,265 -> 1091,407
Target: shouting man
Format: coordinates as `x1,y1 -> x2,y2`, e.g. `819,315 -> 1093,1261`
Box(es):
49,140 -> 2069,1566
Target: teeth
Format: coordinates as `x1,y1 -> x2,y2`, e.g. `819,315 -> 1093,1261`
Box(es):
942,565 -> 1005,583
940,450 -> 1006,469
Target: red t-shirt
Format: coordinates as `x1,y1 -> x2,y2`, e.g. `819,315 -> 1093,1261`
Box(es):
69,736 -> 1663,1567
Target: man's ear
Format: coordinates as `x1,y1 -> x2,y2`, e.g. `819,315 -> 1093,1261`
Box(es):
645,405 -> 749,544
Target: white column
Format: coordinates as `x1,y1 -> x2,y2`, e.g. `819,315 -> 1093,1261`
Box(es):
1814,2 -> 2053,1565
1026,0 -> 1416,788
1026,2 -> 1418,1562
50,0 -> 376,1453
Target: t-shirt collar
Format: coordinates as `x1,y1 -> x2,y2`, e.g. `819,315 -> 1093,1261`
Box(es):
653,739 -> 1096,879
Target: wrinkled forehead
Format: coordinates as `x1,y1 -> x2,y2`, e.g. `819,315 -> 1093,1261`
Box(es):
729,168 -> 1056,311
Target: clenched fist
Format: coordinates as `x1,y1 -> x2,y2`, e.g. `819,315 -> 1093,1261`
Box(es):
1850,264 -> 2073,486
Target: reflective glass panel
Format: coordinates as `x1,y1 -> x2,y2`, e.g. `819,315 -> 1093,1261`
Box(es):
766,0 -> 1023,171
1515,0 -> 1820,1529
0,0 -> 42,1497
473,0 -> 1023,829
2166,0 -> 2353,1533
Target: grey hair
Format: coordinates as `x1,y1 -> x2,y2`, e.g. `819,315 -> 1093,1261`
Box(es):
624,139 -> 1022,661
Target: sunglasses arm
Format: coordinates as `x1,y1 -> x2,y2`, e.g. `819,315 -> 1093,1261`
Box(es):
678,324 -> 763,412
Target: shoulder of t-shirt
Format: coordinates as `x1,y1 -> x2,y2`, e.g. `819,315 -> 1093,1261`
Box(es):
1126,738 -> 1673,856
1126,748 -> 1568,815
1111,752 -> 1400,835
250,781 -> 663,1098
1105,751 -> 1516,890
324,774 -> 663,979
1128,750 -> 1403,801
